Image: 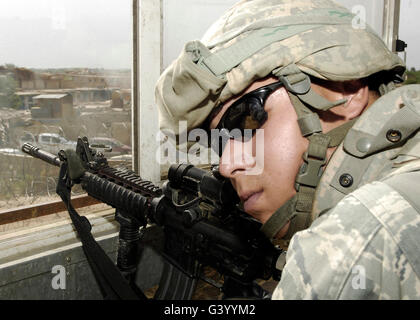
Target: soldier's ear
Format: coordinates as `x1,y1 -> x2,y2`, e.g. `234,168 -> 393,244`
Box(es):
341,82 -> 370,120
310,79 -> 370,122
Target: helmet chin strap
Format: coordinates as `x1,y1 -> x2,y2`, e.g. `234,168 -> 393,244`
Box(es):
260,64 -> 354,242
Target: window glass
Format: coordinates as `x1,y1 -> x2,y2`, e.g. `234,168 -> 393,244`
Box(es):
399,0 -> 420,83
51,137 -> 60,144
162,0 -> 238,69
0,0 -> 132,213
336,0 -> 384,37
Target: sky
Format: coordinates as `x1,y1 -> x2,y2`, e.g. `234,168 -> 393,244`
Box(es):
0,0 -> 132,69
399,0 -> 420,70
0,0 -> 419,70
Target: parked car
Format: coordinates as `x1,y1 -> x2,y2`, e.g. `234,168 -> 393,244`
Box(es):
88,137 -> 131,157
35,133 -> 77,154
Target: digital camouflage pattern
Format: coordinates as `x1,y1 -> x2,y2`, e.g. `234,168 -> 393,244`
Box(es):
312,84 -> 420,221
155,0 -> 404,133
273,173 -> 420,299
273,85 -> 420,299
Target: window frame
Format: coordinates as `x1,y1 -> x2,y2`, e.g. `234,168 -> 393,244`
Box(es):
0,0 -> 137,225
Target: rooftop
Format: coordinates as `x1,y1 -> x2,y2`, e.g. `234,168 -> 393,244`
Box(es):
33,94 -> 69,100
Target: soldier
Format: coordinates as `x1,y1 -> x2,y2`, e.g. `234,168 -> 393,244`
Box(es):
155,0 -> 420,299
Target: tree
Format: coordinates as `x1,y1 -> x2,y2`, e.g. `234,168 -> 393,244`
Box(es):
4,63 -> 16,70
0,75 -> 21,109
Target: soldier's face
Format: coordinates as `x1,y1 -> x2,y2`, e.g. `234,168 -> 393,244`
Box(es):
209,77 -> 308,224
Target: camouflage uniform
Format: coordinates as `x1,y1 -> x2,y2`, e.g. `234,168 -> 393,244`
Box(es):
273,85 -> 420,299
155,0 -> 420,299
274,173 -> 420,299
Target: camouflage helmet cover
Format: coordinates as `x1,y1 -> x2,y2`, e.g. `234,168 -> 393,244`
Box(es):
155,0 -> 405,133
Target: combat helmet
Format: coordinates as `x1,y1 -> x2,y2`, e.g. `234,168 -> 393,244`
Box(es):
155,0 -> 406,241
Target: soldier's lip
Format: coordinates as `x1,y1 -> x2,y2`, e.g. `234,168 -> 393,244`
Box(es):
241,190 -> 263,212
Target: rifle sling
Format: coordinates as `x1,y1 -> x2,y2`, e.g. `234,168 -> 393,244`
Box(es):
57,164 -> 146,300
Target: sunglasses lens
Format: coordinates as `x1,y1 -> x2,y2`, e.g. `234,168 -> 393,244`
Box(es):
211,106 -> 266,156
224,97 -> 267,131
211,82 -> 280,156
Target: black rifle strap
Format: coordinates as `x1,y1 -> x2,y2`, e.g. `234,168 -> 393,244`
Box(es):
56,164 -> 146,300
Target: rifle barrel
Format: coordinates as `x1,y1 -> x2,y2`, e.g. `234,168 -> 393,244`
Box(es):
21,143 -> 61,167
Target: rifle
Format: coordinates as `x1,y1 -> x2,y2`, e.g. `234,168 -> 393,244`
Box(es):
21,137 -> 281,300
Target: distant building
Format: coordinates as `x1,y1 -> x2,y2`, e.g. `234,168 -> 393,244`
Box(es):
14,69 -> 131,91
31,94 -> 74,120
15,91 -> 40,109
111,90 -> 123,108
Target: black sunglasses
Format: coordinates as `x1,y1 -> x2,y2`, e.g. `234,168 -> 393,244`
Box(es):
210,81 -> 283,156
